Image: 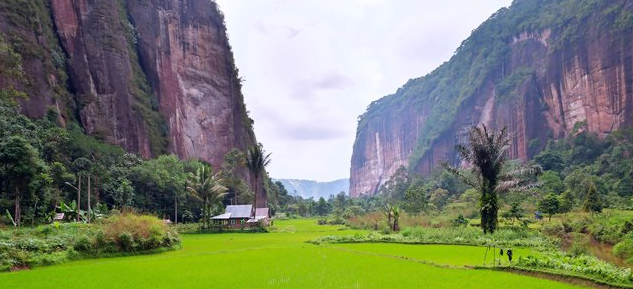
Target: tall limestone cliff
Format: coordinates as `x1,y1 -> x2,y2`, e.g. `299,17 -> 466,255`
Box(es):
0,0 -> 255,171
351,0 -> 633,197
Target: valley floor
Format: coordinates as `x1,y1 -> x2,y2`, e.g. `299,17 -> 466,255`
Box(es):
0,219 -> 588,288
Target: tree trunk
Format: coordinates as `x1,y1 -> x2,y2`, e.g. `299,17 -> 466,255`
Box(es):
203,197 -> 208,229
14,188 -> 20,229
174,193 -> 178,225
95,175 -> 99,205
253,176 -> 258,212
77,175 -> 81,222
87,175 -> 91,224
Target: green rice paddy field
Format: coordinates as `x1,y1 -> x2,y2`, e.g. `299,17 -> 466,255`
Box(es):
0,219 -> 588,288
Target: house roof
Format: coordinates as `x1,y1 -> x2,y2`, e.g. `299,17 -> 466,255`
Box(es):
211,213 -> 232,220
255,208 -> 269,218
225,205 -> 252,218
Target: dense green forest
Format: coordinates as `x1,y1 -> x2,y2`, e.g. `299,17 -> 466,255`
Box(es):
370,125 -> 633,218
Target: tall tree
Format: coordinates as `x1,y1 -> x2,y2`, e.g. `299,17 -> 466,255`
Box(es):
0,136 -> 45,227
444,126 -> 541,234
187,164 -> 227,229
246,144 -> 271,210
539,193 -> 560,221
583,182 -> 603,215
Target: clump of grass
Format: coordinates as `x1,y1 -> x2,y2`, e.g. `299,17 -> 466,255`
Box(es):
516,252 -> 633,286
310,226 -> 558,251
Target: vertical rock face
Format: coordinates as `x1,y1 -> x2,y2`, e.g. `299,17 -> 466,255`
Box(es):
0,1 -> 71,122
51,0 -> 154,157
0,0 -> 255,170
350,0 -> 633,197
127,0 -> 254,167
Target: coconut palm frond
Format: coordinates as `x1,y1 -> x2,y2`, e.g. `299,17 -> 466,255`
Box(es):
442,162 -> 479,189
503,164 -> 543,179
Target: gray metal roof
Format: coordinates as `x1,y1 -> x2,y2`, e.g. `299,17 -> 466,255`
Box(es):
255,208 -> 269,218
225,205 -> 252,218
211,213 -> 231,220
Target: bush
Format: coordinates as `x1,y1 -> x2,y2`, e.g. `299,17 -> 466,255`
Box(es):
541,222 -> 565,238
328,218 -> 345,225
117,232 -> 135,252
0,213 -> 180,271
450,214 -> 469,227
73,235 -> 93,252
613,233 -> 633,260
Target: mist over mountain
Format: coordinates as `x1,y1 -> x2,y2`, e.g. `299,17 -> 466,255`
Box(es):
273,178 -> 349,199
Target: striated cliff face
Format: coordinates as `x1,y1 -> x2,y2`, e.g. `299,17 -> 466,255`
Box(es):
51,0 -> 156,157
127,0 -> 254,167
0,0 -> 255,170
350,0 -> 633,197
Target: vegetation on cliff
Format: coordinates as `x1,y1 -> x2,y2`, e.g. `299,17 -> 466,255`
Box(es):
355,0 -> 633,170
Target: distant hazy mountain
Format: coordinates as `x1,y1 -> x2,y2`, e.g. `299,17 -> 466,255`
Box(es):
273,178 -> 349,199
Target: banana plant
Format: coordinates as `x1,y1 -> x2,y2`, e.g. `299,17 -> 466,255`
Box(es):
57,200 -> 85,222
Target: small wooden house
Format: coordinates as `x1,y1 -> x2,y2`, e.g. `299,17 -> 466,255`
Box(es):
211,205 -> 252,228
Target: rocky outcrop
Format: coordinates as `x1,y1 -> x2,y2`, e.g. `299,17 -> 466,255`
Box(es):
350,0 -> 633,197
0,0 -> 255,170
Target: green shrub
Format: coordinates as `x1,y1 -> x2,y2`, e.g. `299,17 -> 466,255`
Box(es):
117,232 -> 135,252
0,213 -> 180,271
328,218 -> 345,225
73,235 -> 93,252
541,222 -> 565,238
613,233 -> 633,260
451,214 -> 469,227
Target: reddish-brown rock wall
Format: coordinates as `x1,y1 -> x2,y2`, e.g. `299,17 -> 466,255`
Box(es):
127,0 -> 255,167
350,19 -> 633,197
0,0 -> 256,172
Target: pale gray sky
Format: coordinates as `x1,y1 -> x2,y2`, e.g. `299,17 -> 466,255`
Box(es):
215,0 -> 512,181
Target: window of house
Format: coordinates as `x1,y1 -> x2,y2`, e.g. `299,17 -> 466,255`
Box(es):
230,219 -> 236,225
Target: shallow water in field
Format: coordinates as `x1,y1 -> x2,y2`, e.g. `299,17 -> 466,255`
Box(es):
585,237 -> 631,268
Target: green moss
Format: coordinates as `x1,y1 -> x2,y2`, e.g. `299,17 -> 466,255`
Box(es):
495,67 -> 535,103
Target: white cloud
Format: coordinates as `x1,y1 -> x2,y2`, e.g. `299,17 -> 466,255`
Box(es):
215,0 -> 512,181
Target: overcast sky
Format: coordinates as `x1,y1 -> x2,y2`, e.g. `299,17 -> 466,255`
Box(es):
214,0 -> 513,182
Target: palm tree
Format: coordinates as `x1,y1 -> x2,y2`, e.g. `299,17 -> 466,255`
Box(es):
246,144 -> 271,210
392,205 -> 401,232
444,125 -> 541,234
383,204 -> 393,230
187,164 -> 227,229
